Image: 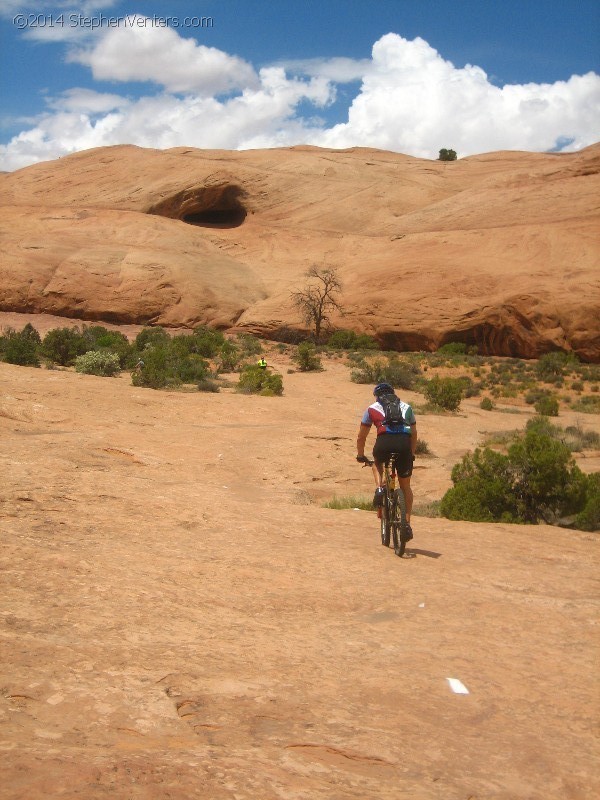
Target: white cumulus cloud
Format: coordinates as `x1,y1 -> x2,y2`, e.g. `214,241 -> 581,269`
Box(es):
67,16 -> 259,95
312,34 -> 600,156
1,29 -> 598,171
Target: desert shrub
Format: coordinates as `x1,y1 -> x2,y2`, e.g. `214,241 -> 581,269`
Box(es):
0,324 -> 41,366
237,365 -> 283,395
562,424 -> 600,452
523,417 -> 599,454
437,342 -> 468,355
480,397 -> 495,411
412,500 -> 442,518
535,351 -> 577,382
424,376 -> 463,411
294,342 -> 322,372
350,356 -> 420,389
134,326 -> 170,352
168,334 -> 197,359
186,326 -> 225,358
197,378 -> 220,393
571,395 -> 600,414
534,395 -> 559,416
441,429 -> 588,525
131,346 -> 180,389
441,448 -> 517,522
323,495 -> 373,511
42,327 -> 88,365
571,380 -> 584,392
218,340 -> 241,372
235,334 -> 263,356
176,353 -> 210,383
574,473 -> 600,531
328,329 -> 378,350
74,350 -> 120,376
84,327 -> 131,367
415,439 -> 432,456
456,375 -> 480,397
524,386 -> 551,405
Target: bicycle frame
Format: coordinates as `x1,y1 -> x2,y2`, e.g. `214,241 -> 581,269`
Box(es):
377,456 -> 409,557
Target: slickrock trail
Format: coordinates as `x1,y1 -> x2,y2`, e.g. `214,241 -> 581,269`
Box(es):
1,356 -> 598,799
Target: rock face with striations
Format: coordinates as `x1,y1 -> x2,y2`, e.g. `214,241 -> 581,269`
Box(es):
0,143 -> 598,360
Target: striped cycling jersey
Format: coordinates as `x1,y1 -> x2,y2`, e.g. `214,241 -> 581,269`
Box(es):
361,399 -> 416,436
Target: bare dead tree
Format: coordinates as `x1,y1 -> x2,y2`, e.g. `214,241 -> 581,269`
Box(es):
290,266 -> 343,342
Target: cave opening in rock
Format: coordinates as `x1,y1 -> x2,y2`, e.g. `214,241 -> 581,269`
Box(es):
148,184 -> 248,229
183,205 -> 247,227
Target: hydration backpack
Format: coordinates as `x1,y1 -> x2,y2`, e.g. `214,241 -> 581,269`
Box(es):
379,393 -> 406,432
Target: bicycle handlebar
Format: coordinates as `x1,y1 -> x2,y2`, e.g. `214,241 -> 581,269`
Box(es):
356,455 -> 374,466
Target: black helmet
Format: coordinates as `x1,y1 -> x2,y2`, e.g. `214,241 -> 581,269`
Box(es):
373,382 -> 394,397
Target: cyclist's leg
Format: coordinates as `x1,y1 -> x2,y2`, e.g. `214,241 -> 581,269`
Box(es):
391,438 -> 414,537
398,476 -> 413,522
372,437 -> 390,506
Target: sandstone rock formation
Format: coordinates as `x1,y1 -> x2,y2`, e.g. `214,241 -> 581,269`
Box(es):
1,143 -> 599,359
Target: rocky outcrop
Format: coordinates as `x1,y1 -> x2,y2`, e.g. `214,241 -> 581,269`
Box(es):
0,143 -> 598,360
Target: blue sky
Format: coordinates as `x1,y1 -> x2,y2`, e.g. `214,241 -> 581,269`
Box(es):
1,0 -> 599,170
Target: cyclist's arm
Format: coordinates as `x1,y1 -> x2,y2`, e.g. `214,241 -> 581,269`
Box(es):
356,423 -> 370,459
410,423 -> 418,456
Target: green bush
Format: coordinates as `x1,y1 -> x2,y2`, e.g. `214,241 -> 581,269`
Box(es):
480,397 -> 495,411
323,495 -> 373,511
437,342 -> 468,355
188,326 -> 225,358
235,334 -> 263,356
294,342 -> 322,372
535,351 -> 577,382
218,340 -> 241,372
562,424 -> 600,452
415,439 -> 432,455
441,448 -> 517,522
237,365 -> 283,395
42,327 -> 89,365
131,346 -> 180,389
534,395 -> 559,416
74,350 -> 120,376
197,378 -> 220,393
0,324 -> 41,366
571,395 -> 600,414
350,356 -> 420,390
574,473 -> 600,531
424,376 -> 463,411
441,429 -> 589,526
134,326 -> 170,352
175,353 -> 209,383
524,387 -> 551,405
82,326 -> 132,366
327,329 -> 379,350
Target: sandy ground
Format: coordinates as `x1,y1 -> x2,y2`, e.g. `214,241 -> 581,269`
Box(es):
1,351 -> 598,800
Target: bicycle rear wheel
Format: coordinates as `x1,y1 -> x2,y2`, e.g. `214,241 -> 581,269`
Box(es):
380,488 -> 391,547
393,488 -> 408,557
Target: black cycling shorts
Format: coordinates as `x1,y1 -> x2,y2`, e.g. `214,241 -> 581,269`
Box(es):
373,433 -> 413,478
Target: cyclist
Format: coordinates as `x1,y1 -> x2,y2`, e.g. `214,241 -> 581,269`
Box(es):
257,357 -> 268,370
356,382 -> 417,540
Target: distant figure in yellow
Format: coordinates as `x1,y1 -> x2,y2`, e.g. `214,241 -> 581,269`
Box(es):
257,357 -> 267,370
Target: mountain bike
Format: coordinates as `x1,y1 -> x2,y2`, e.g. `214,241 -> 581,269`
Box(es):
359,456 -> 410,557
